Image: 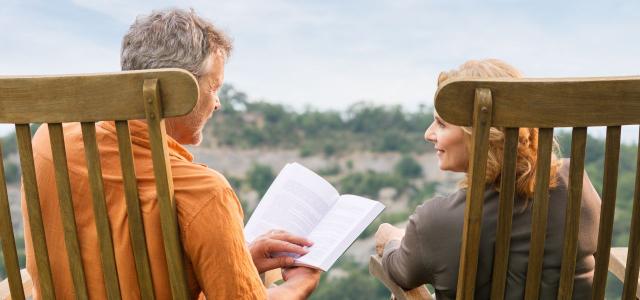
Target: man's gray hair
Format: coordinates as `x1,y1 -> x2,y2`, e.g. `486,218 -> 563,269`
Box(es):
121,8 -> 232,76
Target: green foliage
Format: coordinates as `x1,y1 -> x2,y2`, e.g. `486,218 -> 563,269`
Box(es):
1,134 -> 17,157
360,211 -> 411,239
310,257 -> 390,300
226,176 -> 243,192
339,171 -> 409,199
394,155 -> 423,178
208,85 -> 434,155
556,130 -> 637,249
408,182 -> 438,209
2,160 -> 20,183
247,164 -> 275,198
316,164 -> 341,177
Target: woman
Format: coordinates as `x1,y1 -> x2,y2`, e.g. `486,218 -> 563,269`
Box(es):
374,59 -> 600,299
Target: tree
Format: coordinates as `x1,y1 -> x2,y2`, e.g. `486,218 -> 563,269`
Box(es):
394,155 -> 423,178
247,164 -> 275,198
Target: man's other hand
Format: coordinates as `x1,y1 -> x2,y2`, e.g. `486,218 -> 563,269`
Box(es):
249,230 -> 313,273
268,267 -> 322,300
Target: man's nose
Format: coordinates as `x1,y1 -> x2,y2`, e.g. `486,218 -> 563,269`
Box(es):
213,96 -> 221,111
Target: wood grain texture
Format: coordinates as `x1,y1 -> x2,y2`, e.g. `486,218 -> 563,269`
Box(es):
0,144 -> 25,300
557,127 -> 587,299
609,247 -> 640,299
143,79 -> 190,299
435,76 -> 640,127
0,69 -> 197,123
15,124 -> 56,300
81,122 -> 121,300
622,135 -> 640,299
0,269 -> 32,300
592,126 -> 621,300
490,127 -> 519,300
524,128 -> 554,300
456,88 -> 493,300
115,121 -> 155,300
48,123 -> 89,300
369,256 -> 432,300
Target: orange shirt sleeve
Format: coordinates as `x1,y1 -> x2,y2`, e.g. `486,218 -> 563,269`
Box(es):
182,185 -> 267,300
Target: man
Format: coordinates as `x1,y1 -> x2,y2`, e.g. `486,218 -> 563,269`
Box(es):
23,8 -> 321,299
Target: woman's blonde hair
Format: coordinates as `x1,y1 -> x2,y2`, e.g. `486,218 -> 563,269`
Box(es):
438,59 -> 561,204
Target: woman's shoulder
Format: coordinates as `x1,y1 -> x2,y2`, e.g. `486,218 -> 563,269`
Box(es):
413,189 -> 468,231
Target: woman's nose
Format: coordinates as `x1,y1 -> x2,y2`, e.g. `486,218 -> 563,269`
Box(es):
424,123 -> 436,143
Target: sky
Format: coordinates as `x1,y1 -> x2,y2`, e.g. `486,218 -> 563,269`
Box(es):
1,0 -> 640,139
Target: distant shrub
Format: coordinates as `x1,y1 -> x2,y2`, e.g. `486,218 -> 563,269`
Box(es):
226,176 -> 243,192
247,164 -> 275,198
339,171 -> 408,199
394,155 -> 423,178
317,164 -> 341,176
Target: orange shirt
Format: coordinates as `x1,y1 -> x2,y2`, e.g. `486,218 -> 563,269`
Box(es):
22,120 -> 267,299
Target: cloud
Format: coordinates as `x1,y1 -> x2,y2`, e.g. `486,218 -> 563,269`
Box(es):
2,0 -> 639,114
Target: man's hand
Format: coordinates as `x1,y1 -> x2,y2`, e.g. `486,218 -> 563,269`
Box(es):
249,230 -> 313,273
268,267 -> 322,300
374,223 -> 405,256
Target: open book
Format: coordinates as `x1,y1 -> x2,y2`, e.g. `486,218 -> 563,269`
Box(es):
244,162 -> 385,271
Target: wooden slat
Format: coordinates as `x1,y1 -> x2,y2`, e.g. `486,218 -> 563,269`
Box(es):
263,268 -> 283,288
143,79 -> 189,299
434,76 -> 640,127
456,88 -> 493,300
15,124 -> 55,299
0,69 -> 197,123
592,126 -> 621,300
80,122 -> 121,300
524,127 -> 554,300
557,127 -> 587,299
48,123 -> 89,300
114,120 -> 155,299
622,129 -> 640,299
489,127 -> 519,300
0,269 -> 33,299
0,141 -> 26,300
609,247 -> 640,299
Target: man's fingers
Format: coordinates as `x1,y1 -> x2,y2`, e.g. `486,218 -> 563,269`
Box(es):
269,232 -> 313,247
262,255 -> 296,271
265,239 -> 310,256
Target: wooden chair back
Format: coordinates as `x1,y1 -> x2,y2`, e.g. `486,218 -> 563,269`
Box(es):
434,76 -> 640,299
0,69 -> 198,299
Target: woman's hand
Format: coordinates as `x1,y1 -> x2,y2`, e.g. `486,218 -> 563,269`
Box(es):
374,223 -> 405,256
249,229 -> 313,273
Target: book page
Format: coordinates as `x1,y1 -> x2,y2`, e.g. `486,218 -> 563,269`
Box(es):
244,163 -> 340,243
296,194 -> 385,271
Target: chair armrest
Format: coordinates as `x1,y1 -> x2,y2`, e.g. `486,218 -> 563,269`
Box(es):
262,268 -> 283,288
0,269 -> 33,300
609,247 -> 640,299
369,255 -> 432,300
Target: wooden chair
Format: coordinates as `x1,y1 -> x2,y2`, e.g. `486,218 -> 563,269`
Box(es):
370,76 -> 640,299
0,69 -> 198,299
